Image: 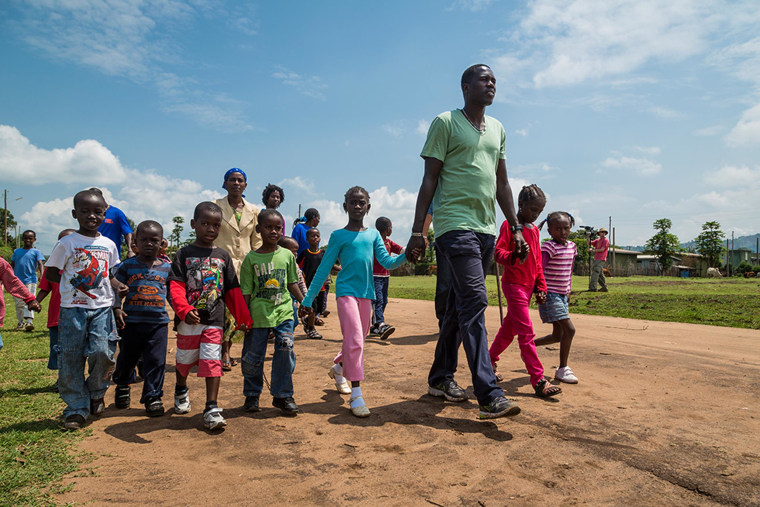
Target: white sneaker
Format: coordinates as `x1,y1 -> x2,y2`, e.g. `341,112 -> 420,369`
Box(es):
174,391 -> 191,414
328,365 -> 351,395
203,407 -> 226,430
555,366 -> 579,384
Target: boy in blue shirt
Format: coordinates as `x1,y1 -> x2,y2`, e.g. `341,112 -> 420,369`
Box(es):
11,230 -> 45,331
240,209 -> 305,415
112,221 -> 171,417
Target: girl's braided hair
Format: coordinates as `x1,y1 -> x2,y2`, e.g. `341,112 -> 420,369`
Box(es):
517,184 -> 545,205
344,186 -> 370,202
538,211 -> 575,231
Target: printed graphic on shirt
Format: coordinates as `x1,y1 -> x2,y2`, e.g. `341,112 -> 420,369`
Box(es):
69,247 -> 110,302
254,261 -> 287,305
185,256 -> 226,313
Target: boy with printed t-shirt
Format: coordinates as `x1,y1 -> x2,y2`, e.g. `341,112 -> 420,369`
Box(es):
240,209 -> 304,415
45,188 -> 121,430
168,201 -> 252,430
112,221 -> 172,417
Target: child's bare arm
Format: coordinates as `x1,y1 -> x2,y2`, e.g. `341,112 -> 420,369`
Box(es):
287,282 -> 304,304
244,295 -> 251,307
45,268 -> 61,284
35,289 -> 51,304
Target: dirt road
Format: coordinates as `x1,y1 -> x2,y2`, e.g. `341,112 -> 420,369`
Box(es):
58,297 -> 759,506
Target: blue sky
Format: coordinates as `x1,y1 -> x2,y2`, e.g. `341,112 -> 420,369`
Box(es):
1,0 -> 759,253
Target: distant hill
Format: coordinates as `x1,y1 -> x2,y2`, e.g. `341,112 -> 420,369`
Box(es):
622,234 -> 759,253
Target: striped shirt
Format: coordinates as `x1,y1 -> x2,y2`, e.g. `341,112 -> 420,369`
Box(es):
114,257 -> 171,324
541,240 -> 577,295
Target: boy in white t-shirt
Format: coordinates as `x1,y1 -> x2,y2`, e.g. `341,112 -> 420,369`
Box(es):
45,188 -> 122,430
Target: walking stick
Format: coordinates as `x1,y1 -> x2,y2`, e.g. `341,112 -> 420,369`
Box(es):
495,263 -> 504,322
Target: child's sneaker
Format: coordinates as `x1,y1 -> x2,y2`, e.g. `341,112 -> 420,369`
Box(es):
203,407 -> 226,430
272,396 -> 299,416
24,320 -> 34,332
306,328 -> 323,340
64,414 -> 86,430
555,366 -> 579,384
114,385 -> 130,409
377,324 -> 395,341
90,398 -> 105,417
16,322 -> 25,331
244,396 -> 260,412
368,325 -> 380,337
174,390 -> 191,414
145,397 -> 165,417
428,379 -> 468,402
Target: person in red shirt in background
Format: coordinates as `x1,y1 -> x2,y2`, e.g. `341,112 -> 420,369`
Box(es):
589,227 -> 610,292
369,217 -> 403,340
35,229 -> 76,385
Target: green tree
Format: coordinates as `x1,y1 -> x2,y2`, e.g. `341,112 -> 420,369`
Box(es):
644,218 -> 681,274
0,208 -> 17,245
170,216 -> 184,248
694,221 -> 725,268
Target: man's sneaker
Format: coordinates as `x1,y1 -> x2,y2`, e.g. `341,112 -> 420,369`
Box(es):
600,287 -> 609,292
272,396 -> 299,416
114,385 -> 130,409
478,396 -> 521,419
203,407 -> 227,430
174,390 -> 191,414
244,396 -> 260,412
145,397 -> 165,417
90,398 -> 105,417
24,320 -> 34,332
555,366 -> 579,384
377,324 -> 395,341
368,325 -> 380,337
428,379 -> 468,402
64,414 -> 86,430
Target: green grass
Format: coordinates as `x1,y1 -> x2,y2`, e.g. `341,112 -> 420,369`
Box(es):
389,275 -> 760,329
0,294 -> 89,506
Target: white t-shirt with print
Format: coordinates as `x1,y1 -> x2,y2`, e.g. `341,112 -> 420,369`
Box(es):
45,232 -> 120,309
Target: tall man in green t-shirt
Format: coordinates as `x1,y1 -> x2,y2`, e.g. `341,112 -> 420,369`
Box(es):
406,64 -> 528,420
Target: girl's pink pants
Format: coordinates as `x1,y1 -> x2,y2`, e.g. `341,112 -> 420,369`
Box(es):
335,296 -> 372,381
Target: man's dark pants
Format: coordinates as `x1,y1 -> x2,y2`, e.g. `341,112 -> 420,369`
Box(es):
433,242 -> 451,328
427,230 -> 504,405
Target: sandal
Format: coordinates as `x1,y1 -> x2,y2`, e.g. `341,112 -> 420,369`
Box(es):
314,317 -> 325,326
534,378 -> 562,398
222,361 -> 232,372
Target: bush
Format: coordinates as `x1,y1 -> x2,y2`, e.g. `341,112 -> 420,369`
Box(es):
0,245 -> 13,261
736,261 -> 753,274
414,260 -> 431,275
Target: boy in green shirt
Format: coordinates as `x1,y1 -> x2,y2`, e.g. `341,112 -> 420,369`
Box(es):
240,209 -> 305,415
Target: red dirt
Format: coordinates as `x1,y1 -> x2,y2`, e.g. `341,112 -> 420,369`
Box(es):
58,296 -> 760,506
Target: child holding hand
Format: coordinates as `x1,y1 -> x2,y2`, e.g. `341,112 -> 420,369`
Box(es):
301,186 -> 410,417
488,185 -> 561,398
168,202 -> 252,430
240,210 -> 305,415
0,258 -> 41,351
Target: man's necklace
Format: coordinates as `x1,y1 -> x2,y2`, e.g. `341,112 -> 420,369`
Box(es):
460,108 -> 484,131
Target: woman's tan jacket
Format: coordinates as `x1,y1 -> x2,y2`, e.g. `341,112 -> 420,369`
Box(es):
213,196 -> 262,275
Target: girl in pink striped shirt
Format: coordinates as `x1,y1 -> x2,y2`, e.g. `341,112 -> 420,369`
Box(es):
535,212 -> 579,383
489,185 -> 561,398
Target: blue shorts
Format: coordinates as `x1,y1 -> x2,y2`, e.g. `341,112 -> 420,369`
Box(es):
539,292 -> 570,323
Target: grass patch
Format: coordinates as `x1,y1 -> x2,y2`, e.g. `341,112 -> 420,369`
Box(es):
389,275 -> 760,329
0,294 -> 89,506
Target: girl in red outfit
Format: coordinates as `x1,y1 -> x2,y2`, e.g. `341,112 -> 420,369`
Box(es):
489,185 -> 561,398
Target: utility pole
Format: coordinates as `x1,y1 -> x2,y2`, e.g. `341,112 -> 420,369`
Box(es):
612,227 -> 616,272
3,189 -> 6,247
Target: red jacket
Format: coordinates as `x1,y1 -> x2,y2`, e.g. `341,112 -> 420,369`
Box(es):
494,222 -> 547,293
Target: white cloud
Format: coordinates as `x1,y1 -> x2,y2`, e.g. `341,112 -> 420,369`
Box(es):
648,106 -> 685,119
448,0 -> 495,12
416,120 -> 430,135
703,164 -> 760,187
382,123 -> 404,138
693,125 -> 724,137
272,66 -> 327,100
278,176 -> 315,195
725,102 -> 760,147
0,125 -> 128,185
602,155 -> 662,176
514,129 -> 528,137
633,146 -> 661,155
10,1 -> 254,132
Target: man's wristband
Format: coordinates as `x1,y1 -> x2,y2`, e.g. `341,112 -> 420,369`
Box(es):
411,232 -> 424,237
510,224 -> 524,233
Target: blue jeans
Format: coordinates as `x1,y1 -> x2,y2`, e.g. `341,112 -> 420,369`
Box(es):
58,307 -> 118,418
428,230 -> 504,405
372,276 -> 390,326
48,326 -> 59,370
0,331 -> 3,351
241,319 -> 296,398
